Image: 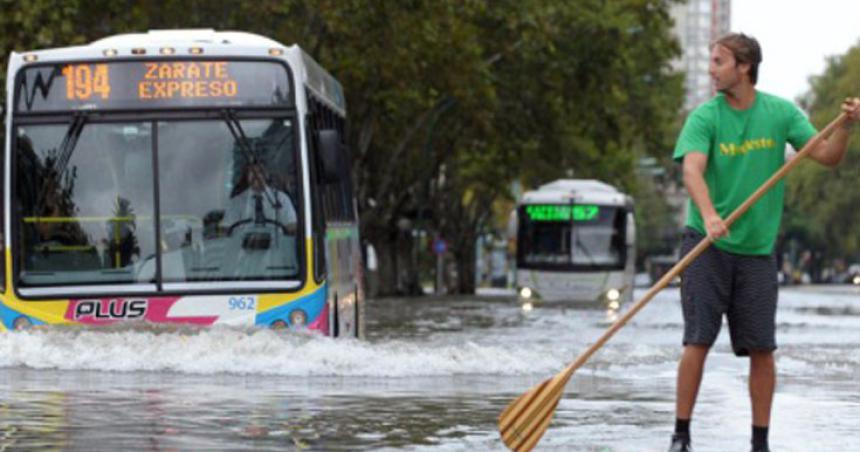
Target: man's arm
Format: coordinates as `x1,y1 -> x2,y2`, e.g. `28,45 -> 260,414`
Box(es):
683,152 -> 728,239
276,191 -> 298,235
808,97 -> 860,167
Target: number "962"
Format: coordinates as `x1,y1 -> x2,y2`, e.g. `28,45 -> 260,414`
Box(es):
228,296 -> 256,311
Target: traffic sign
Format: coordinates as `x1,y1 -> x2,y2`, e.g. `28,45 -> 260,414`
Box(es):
433,238 -> 448,255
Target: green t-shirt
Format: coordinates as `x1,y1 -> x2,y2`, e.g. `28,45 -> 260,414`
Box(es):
673,91 -> 817,255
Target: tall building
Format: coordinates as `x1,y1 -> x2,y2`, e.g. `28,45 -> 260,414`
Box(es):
670,0 -> 731,111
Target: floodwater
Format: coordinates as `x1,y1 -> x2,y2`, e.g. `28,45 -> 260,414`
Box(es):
1,285 -> 858,451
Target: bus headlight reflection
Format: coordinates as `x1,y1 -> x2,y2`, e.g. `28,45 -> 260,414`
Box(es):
605,309 -> 619,322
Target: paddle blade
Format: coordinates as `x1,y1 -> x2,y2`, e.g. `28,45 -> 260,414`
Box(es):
498,370 -> 572,451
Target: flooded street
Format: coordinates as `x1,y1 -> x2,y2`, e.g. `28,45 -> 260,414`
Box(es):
1,285 -> 858,451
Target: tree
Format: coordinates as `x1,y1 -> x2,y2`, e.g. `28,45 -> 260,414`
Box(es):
787,43 -> 860,265
1,0 -> 685,295
432,0 -> 684,293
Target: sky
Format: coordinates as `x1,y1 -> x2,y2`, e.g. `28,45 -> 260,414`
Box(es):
732,0 -> 860,102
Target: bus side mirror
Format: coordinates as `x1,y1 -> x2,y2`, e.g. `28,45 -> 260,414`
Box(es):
0,103 -> 5,124
317,129 -> 342,184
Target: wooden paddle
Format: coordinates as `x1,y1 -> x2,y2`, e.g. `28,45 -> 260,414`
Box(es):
498,112 -> 849,452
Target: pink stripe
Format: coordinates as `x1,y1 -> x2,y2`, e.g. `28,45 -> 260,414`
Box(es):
306,302 -> 329,334
66,297 -> 218,325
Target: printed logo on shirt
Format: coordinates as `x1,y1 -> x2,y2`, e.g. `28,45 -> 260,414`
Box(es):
719,137 -> 776,157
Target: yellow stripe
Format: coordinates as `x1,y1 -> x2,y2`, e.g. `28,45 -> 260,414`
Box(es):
2,250 -> 71,324
39,245 -> 96,252
4,248 -> 13,294
24,216 -> 137,223
257,238 -> 319,312
23,214 -> 197,223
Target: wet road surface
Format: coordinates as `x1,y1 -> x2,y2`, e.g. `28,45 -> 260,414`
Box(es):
1,285 -> 858,451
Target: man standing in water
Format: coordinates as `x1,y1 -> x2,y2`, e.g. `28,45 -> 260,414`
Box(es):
669,33 -> 860,452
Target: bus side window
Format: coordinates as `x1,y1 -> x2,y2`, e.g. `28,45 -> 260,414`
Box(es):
612,208 -> 626,262
307,92 -> 351,281
307,118 -> 327,283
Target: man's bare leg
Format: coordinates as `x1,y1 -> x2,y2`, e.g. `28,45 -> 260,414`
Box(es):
749,350 -> 775,425
676,344 -> 710,419
749,350 -> 775,450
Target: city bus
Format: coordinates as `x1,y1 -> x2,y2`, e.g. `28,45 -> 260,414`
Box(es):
1,30 -> 364,337
511,179 -> 635,308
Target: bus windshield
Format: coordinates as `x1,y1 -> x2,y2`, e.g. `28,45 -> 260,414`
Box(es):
517,204 -> 624,270
15,117 -> 301,288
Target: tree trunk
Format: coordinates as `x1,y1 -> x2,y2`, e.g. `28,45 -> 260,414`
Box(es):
373,237 -> 399,297
369,228 -> 423,297
397,230 -> 423,296
454,237 -> 477,294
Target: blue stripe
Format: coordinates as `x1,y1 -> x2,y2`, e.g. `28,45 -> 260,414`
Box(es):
0,297 -> 46,329
254,284 -> 327,327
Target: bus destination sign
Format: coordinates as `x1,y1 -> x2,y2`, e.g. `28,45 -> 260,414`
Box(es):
16,60 -> 291,112
524,204 -> 600,222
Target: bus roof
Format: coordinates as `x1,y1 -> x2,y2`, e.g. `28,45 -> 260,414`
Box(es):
91,29 -> 283,47
520,179 -> 631,206
6,29 -> 345,112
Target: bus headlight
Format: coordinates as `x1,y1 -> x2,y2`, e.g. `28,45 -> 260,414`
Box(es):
519,287 -> 533,299
602,288 -> 621,311
606,288 -> 621,302
289,309 -> 307,327
853,275 -> 860,286
13,316 -> 33,331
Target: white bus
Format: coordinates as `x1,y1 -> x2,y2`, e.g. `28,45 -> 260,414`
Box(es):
511,179 -> 635,307
1,30 -> 364,337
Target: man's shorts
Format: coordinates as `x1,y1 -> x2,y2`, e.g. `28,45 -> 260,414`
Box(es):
679,227 -> 778,356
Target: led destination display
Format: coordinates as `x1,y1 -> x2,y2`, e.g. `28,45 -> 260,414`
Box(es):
524,204 -> 600,222
16,60 -> 291,112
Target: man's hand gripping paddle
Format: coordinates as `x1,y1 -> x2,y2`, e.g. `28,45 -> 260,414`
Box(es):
498,112 -> 850,452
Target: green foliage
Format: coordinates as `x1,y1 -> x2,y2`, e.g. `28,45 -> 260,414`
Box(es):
632,174 -> 676,263
1,0 -> 685,294
788,44 -> 860,260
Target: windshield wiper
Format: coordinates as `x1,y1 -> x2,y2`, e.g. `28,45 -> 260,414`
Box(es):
55,112 -> 88,176
34,112 -> 88,214
220,109 -> 281,210
573,231 -> 597,266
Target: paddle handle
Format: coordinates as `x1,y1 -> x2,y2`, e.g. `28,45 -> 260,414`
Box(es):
559,112 -> 849,379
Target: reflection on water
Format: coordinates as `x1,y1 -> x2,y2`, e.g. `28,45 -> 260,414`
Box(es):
0,370 -> 519,451
0,371 -> 679,451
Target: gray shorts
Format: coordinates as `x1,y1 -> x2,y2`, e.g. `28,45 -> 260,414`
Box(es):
679,227 -> 778,356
